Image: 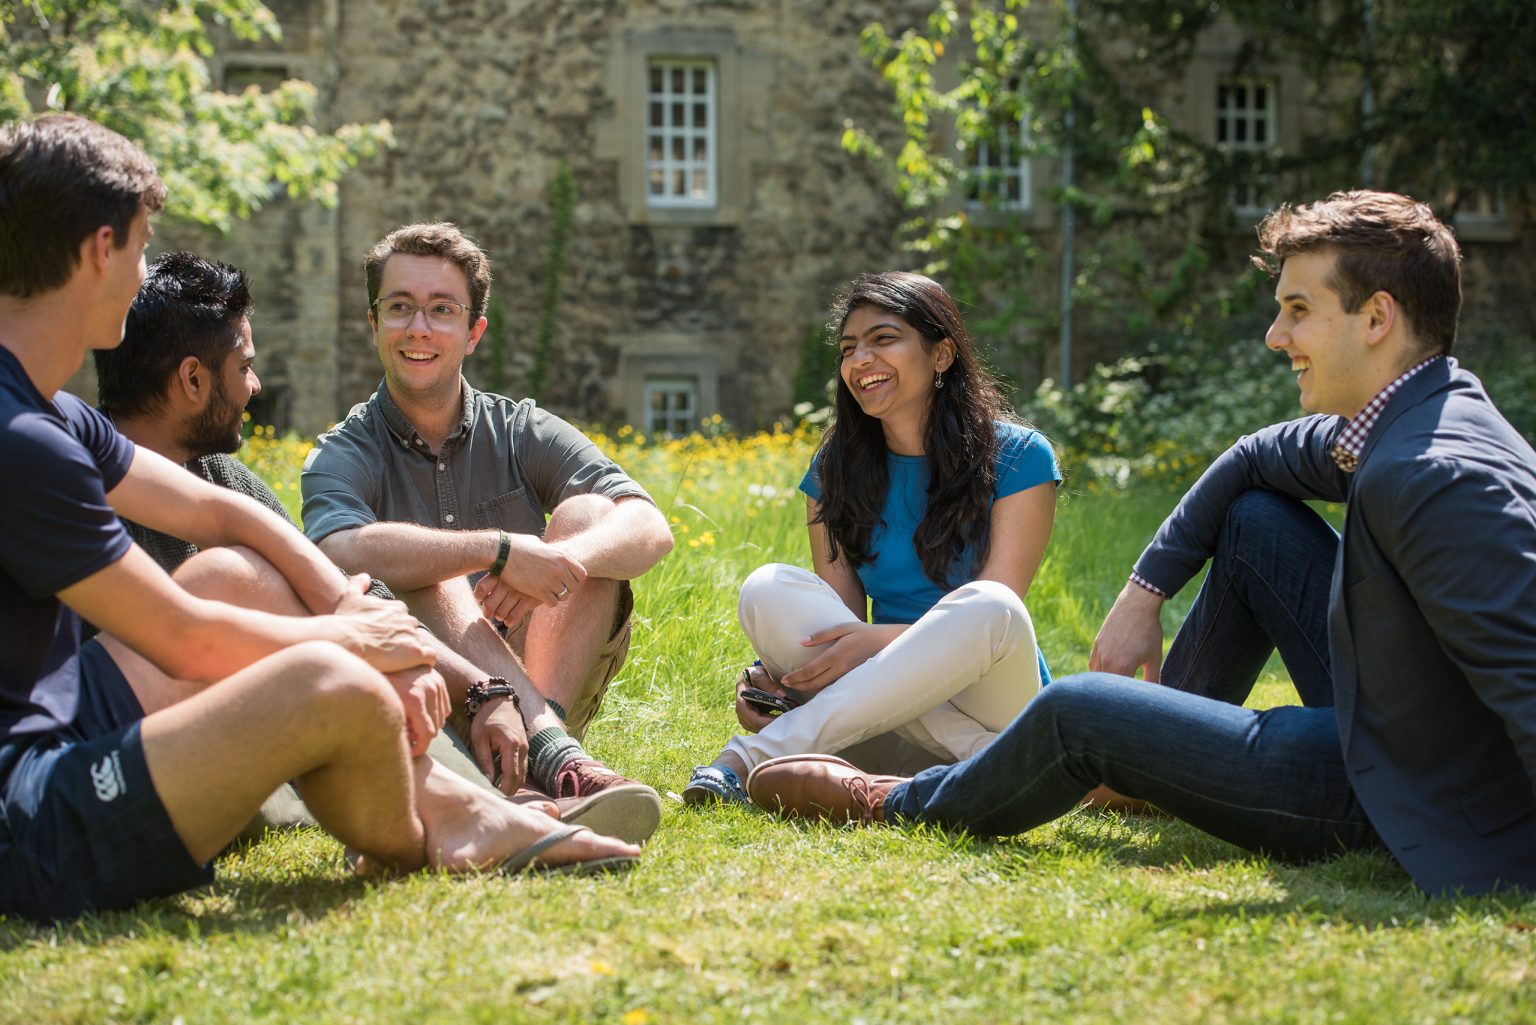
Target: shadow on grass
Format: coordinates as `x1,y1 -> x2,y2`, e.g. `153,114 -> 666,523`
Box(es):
760,804 -> 1536,930
0,858 -> 369,953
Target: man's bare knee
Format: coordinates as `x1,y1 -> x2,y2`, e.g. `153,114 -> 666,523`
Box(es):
281,641 -> 403,738
545,494 -> 615,542
172,545 -> 303,613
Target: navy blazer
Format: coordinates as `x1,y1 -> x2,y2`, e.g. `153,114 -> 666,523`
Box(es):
1134,358 -> 1536,893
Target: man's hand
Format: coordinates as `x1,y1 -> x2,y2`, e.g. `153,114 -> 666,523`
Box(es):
470,696 -> 530,795
332,574 -> 436,672
1089,581 -> 1166,681
386,664 -> 450,757
779,621 -> 905,695
473,577 -> 542,628
734,663 -> 783,733
472,535 -> 586,625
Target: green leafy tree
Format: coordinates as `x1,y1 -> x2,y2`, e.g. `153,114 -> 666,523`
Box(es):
846,0 -> 1536,470
0,0 -> 392,231
846,0 -> 1535,381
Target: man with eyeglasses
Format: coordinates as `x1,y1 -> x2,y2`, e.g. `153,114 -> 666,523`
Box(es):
301,223 -> 673,844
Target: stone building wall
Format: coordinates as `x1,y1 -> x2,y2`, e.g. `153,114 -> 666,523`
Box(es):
137,0 -> 936,435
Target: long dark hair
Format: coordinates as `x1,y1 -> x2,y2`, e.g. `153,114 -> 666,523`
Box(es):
811,271 -> 1015,589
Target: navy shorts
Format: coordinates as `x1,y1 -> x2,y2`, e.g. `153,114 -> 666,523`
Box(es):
0,641 -> 213,922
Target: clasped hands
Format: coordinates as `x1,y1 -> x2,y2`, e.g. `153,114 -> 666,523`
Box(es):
473,532 -> 586,627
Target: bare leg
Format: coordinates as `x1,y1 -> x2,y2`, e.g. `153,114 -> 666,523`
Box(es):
101,545 -> 307,714
403,501 -> 660,840
133,641 -> 638,872
400,577 -> 564,735
136,640 -> 425,867
521,495 -> 623,715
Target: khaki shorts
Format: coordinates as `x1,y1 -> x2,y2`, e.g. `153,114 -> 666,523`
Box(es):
495,580 -> 634,742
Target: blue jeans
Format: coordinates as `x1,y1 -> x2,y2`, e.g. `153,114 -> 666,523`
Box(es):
887,490 -> 1387,862
1162,489 -> 1338,708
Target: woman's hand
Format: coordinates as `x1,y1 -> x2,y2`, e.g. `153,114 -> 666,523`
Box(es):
734,664 -> 782,732
779,621 -> 906,695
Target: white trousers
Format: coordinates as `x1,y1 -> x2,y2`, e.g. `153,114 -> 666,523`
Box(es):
723,563 -> 1042,773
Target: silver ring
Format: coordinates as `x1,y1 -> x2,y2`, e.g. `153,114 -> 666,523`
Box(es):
556,583 -> 570,600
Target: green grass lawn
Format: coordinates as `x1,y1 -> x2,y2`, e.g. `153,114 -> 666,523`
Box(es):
4,430 -> 1534,1024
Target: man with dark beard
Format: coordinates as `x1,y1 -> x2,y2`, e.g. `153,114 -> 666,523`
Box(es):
95,251 -> 273,567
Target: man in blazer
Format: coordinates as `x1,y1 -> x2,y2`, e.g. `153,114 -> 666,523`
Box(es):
746,190 -> 1536,895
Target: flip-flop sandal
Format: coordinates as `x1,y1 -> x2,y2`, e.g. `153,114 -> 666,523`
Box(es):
497,824 -> 639,877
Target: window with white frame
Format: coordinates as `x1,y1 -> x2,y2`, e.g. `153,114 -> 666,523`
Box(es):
1217,77 -> 1276,213
645,60 -> 716,207
965,100 -> 1031,210
644,377 -> 699,436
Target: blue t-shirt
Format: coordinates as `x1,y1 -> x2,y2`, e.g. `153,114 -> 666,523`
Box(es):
0,346 -> 135,740
801,420 -> 1061,684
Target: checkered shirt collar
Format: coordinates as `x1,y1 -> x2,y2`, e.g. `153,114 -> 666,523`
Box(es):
1330,355 -> 1443,472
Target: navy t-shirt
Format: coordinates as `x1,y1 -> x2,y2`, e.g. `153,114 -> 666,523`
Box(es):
0,346 -> 135,739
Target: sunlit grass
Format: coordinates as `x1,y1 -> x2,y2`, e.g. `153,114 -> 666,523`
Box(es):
4,424 -> 1531,1024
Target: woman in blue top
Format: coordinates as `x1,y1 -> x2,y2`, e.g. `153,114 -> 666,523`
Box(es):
685,271 -> 1061,805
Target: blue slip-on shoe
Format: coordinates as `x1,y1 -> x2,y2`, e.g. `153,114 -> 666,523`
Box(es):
681,764 -> 749,806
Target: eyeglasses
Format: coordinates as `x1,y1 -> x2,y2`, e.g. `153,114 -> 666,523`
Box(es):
372,298 -> 471,329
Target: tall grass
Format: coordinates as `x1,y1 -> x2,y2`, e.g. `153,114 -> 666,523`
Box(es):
3,427 -> 1530,1024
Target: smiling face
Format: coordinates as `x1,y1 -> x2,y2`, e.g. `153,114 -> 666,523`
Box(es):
1265,250 -> 1381,418
370,253 -> 487,409
837,305 -> 953,449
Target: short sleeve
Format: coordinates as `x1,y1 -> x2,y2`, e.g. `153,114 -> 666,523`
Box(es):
301,428 -> 383,543
799,451 -> 823,502
0,404 -> 133,597
994,422 -> 1061,499
519,405 -> 653,512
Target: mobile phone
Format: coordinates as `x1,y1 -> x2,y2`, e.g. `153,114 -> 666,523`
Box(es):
741,687 -> 802,716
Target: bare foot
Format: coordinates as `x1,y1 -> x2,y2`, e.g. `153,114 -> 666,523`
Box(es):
413,757 -> 639,872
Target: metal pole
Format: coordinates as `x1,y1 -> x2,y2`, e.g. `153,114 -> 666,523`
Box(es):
1057,0 -> 1077,385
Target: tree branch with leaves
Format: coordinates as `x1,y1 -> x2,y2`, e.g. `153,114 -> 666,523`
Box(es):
1,0 -> 392,231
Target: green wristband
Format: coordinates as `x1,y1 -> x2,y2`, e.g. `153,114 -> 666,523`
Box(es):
489,529 -> 511,577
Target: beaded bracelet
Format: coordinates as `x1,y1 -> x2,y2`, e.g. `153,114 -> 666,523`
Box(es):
465,676 -> 521,720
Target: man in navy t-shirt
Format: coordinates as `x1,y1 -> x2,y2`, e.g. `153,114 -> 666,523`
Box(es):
0,114 -> 636,921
